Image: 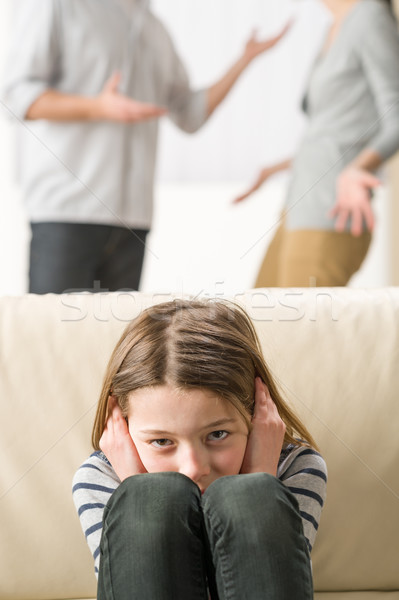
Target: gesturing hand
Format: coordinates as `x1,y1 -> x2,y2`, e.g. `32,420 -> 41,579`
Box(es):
99,396 -> 147,481
233,166 -> 277,204
94,72 -> 167,123
240,378 -> 286,476
329,167 -> 381,236
243,21 -> 292,63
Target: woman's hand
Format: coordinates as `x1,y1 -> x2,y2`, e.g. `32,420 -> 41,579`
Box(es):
233,160 -> 292,204
329,167 -> 381,236
233,167 -> 276,204
240,378 -> 286,476
99,396 -> 147,481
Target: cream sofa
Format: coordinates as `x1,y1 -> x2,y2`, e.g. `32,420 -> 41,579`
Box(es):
1,289 -> 398,600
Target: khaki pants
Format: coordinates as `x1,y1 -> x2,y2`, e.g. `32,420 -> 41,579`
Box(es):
255,220 -> 372,287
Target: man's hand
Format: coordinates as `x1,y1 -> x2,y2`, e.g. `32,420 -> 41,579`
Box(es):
242,22 -> 292,64
240,378 -> 286,476
206,22 -> 292,116
99,396 -> 147,481
329,167 -> 381,236
93,72 -> 167,123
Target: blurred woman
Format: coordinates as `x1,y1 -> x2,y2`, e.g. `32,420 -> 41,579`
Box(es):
236,0 -> 399,287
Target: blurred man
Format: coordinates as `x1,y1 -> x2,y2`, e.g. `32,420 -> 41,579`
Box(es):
2,0 -> 288,293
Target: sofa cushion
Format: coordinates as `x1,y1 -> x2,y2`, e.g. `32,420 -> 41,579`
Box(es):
0,289 -> 398,599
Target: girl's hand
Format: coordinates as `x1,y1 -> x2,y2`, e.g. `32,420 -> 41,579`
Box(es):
240,378 -> 286,476
99,396 -> 147,481
329,167 -> 381,236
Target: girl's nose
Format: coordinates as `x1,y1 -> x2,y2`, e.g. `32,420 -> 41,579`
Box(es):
178,446 -> 210,484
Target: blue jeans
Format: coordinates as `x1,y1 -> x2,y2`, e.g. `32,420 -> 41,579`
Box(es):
29,223 -> 148,293
97,472 -> 313,600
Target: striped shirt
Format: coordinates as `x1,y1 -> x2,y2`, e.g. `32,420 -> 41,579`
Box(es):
72,445 -> 327,576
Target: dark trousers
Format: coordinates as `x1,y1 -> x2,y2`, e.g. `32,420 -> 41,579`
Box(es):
98,472 -> 313,600
29,222 -> 148,294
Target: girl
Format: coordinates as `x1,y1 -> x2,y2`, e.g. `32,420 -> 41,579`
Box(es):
235,0 -> 399,287
73,299 -> 327,599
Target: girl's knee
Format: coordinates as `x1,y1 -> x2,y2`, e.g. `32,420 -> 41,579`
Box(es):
109,471 -> 201,514
203,473 -> 301,536
99,474 -> 205,586
204,473 -> 290,509
104,472 -> 202,539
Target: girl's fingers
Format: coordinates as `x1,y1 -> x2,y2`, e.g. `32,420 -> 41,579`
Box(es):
107,396 -> 125,424
106,394 -> 117,419
242,378 -> 286,476
253,377 -> 271,417
253,377 -> 263,415
254,378 -> 282,422
103,396 -> 127,439
106,396 -> 117,434
109,398 -> 131,438
111,400 -> 124,421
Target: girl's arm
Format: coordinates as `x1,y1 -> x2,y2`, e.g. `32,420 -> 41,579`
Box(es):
72,452 -> 120,576
278,446 -> 327,552
72,398 -> 146,576
239,378 -> 327,552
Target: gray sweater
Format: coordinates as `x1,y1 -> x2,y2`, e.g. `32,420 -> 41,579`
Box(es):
1,0 -> 207,229
72,445 -> 327,577
286,0 -> 399,231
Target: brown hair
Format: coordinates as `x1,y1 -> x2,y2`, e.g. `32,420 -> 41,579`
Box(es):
92,299 -> 318,451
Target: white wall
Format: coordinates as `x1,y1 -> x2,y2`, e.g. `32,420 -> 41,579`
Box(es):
0,0 -> 392,295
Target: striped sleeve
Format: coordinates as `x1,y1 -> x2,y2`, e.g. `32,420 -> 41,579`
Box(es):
277,445 -> 327,552
72,452 -> 120,576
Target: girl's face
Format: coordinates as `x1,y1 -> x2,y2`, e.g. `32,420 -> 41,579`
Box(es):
127,385 -> 249,493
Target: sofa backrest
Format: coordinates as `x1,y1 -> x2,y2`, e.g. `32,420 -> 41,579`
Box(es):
1,290 -> 398,599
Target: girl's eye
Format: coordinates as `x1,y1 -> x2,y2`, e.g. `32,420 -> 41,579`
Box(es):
208,430 -> 229,442
151,439 -> 172,448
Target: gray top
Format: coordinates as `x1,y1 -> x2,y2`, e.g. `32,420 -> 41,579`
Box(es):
285,0 -> 399,231
1,0 -> 207,228
72,445 -> 327,577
